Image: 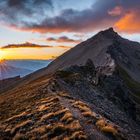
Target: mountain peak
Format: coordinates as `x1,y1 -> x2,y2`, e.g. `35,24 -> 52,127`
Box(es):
104,27 -> 114,32
98,27 -> 119,39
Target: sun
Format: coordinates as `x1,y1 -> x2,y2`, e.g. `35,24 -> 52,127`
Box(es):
0,49 -> 5,61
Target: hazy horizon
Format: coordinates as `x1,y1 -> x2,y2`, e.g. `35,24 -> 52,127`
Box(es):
0,59 -> 52,79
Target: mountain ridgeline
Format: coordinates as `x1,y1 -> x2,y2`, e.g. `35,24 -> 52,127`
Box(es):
0,28 -> 140,140
20,28 -> 140,98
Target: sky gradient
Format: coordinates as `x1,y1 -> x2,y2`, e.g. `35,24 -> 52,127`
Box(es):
0,0 -> 140,60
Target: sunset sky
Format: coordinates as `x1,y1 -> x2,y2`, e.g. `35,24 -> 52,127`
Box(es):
0,0 -> 140,60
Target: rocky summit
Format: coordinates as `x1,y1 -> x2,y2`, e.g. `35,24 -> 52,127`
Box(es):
0,28 -> 140,140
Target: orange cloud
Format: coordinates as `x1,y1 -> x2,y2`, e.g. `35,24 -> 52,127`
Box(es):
20,26 -> 73,34
115,11 -> 140,33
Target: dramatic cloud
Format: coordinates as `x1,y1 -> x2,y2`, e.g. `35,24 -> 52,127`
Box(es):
0,0 -> 140,33
1,42 -> 72,50
115,10 -> 140,33
46,36 -> 82,43
14,1 -> 118,33
0,0 -> 53,25
1,42 -> 52,49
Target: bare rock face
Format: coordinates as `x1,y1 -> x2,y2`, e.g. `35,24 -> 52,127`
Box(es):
54,60 -> 140,139
56,59 -> 136,119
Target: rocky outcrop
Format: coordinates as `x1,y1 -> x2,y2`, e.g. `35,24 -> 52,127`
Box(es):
55,59 -> 140,139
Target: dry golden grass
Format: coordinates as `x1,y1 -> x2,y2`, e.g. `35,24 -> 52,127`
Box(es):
39,101 -> 57,109
38,120 -> 85,139
0,75 -> 125,140
82,111 -> 99,121
70,131 -> 87,140
0,77 -> 51,121
48,123 -> 67,138
72,99 -> 123,139
41,97 -> 59,104
61,112 -> 73,122
96,119 -> 107,129
62,136 -> 70,140
96,118 -> 120,138
73,101 -> 91,113
13,133 -> 25,140
37,104 -> 49,111
58,92 -> 74,100
11,120 -> 32,135
5,111 -> 27,123
30,125 -> 47,135
73,101 -> 89,107
41,112 -> 54,121
82,111 -> 93,117
54,108 -> 69,116
45,125 -> 53,131
66,120 -> 82,131
101,126 -> 118,135
65,117 -> 74,124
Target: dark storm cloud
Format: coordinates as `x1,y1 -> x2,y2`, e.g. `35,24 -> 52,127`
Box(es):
0,0 -> 53,25
19,0 -> 140,33
7,0 -> 26,8
0,0 -> 140,33
6,0 -> 53,10
17,0 -> 119,33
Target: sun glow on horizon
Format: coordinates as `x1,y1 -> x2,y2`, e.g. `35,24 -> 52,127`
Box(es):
0,47 -> 70,60
0,49 -> 5,61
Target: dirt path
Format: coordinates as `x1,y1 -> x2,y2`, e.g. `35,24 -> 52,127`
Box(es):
57,92 -> 121,140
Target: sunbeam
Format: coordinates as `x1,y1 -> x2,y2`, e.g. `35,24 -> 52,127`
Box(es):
0,49 -> 4,61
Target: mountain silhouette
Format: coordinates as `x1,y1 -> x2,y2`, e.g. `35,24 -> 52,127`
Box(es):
19,28 -> 140,95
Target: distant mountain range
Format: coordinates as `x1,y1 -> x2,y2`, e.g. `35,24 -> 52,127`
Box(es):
0,60 -> 52,80
0,63 -> 31,80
